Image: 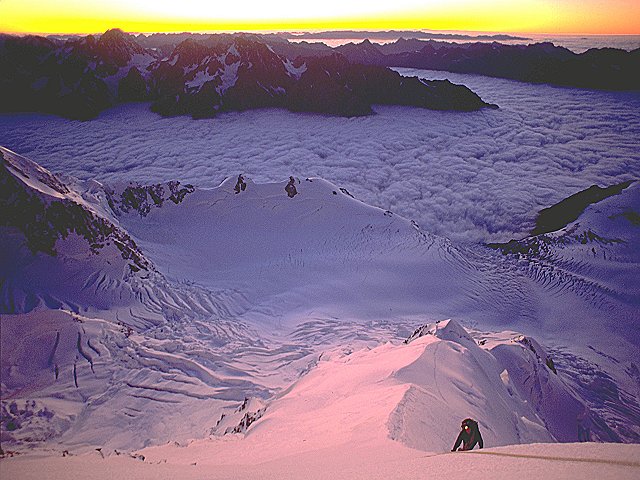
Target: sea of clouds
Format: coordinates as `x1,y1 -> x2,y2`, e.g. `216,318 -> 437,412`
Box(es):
1,69 -> 638,244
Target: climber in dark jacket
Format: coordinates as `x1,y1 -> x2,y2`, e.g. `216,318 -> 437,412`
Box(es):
285,176 -> 298,198
234,174 -> 246,194
452,418 -> 484,451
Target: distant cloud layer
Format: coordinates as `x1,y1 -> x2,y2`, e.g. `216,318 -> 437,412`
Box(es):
1,69 -> 638,243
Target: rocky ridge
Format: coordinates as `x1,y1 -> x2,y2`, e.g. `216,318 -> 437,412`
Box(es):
1,29 -> 495,119
336,39 -> 640,90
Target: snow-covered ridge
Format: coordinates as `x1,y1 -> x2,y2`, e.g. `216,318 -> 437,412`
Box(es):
134,318 -> 608,466
0,147 -> 244,328
0,146 -> 149,270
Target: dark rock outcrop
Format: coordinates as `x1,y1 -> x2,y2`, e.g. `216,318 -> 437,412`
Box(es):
338,39 -> 640,91
532,181 -> 634,236
118,67 -> 149,101
105,181 -> 195,217
95,28 -> 147,68
487,181 -> 634,257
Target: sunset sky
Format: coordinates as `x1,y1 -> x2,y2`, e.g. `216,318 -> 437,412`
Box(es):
1,0 -> 639,35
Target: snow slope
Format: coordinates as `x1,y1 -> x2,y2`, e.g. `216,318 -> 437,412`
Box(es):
1,148 -> 639,466
2,443 -> 638,480
4,319 -> 638,479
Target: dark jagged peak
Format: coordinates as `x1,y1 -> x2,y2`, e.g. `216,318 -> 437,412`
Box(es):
378,37 -> 429,55
291,54 -> 495,114
220,39 -> 293,112
526,41 -> 573,56
0,34 -> 57,76
374,40 -> 639,90
135,32 -> 209,50
223,35 -> 287,71
118,66 -> 149,101
335,39 -> 385,65
0,33 -> 111,120
0,33 -> 56,55
152,36 -> 295,117
96,28 -> 147,67
204,33 -> 271,50
288,53 -> 373,116
168,37 -> 212,65
64,33 -> 97,57
64,28 -> 149,70
98,28 -> 129,43
267,38 -> 334,60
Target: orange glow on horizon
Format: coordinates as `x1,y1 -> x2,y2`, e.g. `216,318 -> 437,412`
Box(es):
1,0 -> 639,36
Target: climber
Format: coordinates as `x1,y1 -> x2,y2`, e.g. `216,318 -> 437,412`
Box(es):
451,418 -> 484,451
577,408 -> 591,442
285,176 -> 298,198
234,174 -> 246,194
546,357 -> 557,374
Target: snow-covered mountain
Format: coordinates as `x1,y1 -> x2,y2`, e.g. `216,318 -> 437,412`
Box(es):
1,147 -> 151,318
1,148 -> 639,461
0,29 -> 494,120
0,29 -> 157,119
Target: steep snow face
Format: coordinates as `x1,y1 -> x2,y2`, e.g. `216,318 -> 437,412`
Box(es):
490,182 -> 640,347
184,68 -> 216,91
391,334 -> 555,450
217,59 -> 240,95
0,147 -> 152,320
393,319 -> 626,447
138,320 -> 599,467
485,183 -> 640,442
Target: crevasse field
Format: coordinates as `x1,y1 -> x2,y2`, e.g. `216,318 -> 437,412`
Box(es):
1,68 -> 639,244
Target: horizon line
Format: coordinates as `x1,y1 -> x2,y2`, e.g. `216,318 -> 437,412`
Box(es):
3,27 -> 639,37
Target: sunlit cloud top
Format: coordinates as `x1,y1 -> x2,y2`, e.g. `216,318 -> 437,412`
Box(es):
1,0 -> 639,35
